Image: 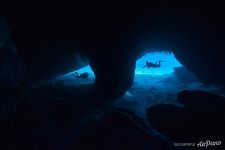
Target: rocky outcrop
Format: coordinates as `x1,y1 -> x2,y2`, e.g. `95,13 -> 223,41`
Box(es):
147,90 -> 225,145
75,110 -> 171,150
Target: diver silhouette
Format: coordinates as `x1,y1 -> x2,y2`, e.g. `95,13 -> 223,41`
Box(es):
72,72 -> 89,80
142,60 -> 165,69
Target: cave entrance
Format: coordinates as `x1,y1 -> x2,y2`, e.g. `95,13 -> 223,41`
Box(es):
132,51 -> 187,94
128,50 -> 200,97
54,65 -> 95,86
135,51 -> 182,76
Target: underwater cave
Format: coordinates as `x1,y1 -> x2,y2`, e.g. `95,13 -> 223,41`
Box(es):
1,1 -> 225,150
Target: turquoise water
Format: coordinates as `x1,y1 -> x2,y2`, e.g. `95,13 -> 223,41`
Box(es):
55,65 -> 95,85
135,52 -> 182,75
55,51 -> 182,85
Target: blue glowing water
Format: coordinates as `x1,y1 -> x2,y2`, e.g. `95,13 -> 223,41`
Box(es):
61,65 -> 95,78
55,65 -> 95,85
135,52 -> 182,75
55,51 -> 182,85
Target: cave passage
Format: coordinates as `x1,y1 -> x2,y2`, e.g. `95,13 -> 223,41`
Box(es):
122,51 -> 224,118
135,51 -> 182,76
54,65 -> 95,86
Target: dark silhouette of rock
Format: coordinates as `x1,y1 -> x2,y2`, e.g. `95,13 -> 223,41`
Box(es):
75,110 -> 172,150
0,84 -> 113,150
147,90 -> 225,148
178,90 -> 225,112
0,16 -> 29,89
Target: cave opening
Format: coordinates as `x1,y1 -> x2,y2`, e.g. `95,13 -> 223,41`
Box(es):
135,51 -> 182,76
122,50 -> 224,119
131,50 -> 200,94
54,64 -> 95,86
133,51 -> 189,95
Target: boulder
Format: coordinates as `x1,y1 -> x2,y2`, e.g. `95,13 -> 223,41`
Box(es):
147,90 -> 225,144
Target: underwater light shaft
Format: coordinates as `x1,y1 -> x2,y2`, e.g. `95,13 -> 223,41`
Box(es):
135,52 -> 182,75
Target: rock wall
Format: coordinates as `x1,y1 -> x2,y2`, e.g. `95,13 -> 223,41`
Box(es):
0,16 -> 28,89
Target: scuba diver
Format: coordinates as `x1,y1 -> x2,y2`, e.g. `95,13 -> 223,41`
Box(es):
72,72 -> 89,80
142,60 -> 165,69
